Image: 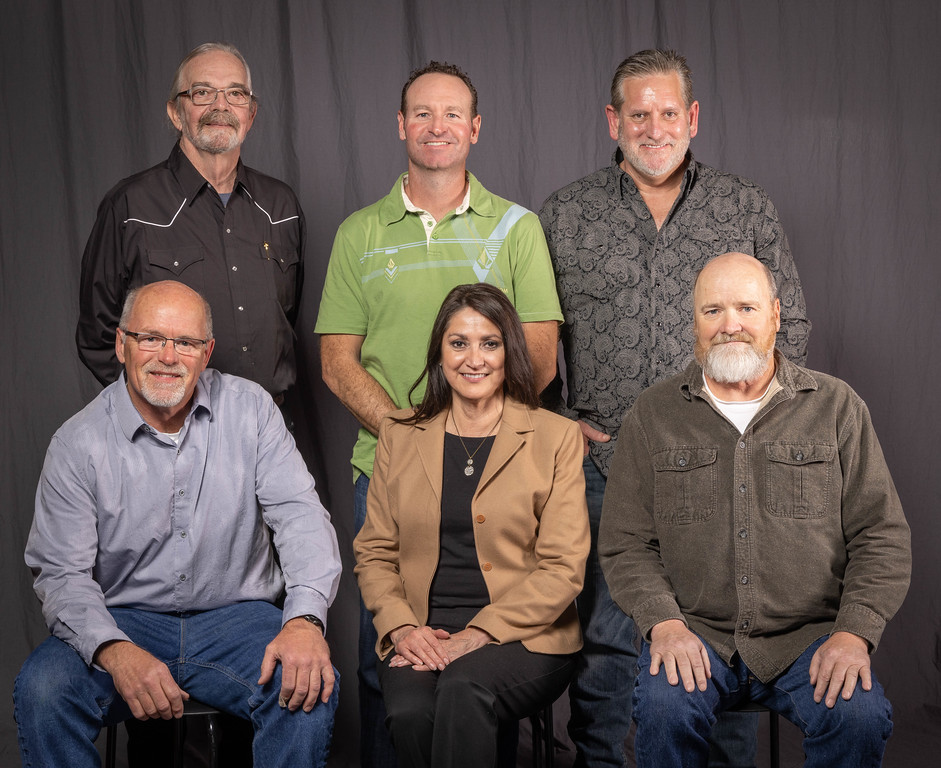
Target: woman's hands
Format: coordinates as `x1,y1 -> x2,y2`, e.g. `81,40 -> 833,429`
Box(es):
388,625 -> 492,671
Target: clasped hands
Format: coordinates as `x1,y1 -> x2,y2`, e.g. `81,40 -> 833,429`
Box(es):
388,624 -> 491,671
649,619 -> 872,709
95,616 -> 333,720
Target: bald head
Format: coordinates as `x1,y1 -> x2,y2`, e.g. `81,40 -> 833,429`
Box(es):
120,281 -> 213,340
694,253 -> 777,307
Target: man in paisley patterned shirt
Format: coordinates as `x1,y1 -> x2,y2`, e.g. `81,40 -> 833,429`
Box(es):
539,49 -> 811,768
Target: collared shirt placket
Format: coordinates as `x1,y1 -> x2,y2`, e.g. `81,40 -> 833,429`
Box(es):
168,425 -> 202,609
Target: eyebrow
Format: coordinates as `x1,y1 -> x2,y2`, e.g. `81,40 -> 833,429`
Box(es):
189,80 -> 250,90
410,103 -> 465,112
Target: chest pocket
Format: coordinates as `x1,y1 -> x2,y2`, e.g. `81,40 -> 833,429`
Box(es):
764,443 -> 834,519
653,447 -> 717,524
259,242 -> 300,308
146,246 -> 204,277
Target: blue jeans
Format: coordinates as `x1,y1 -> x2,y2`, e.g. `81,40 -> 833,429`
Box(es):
633,635 -> 893,768
573,458 -> 758,767
568,457 -> 640,767
355,473 -> 398,768
14,601 -> 338,768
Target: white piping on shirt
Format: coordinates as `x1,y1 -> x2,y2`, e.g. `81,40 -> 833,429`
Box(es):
124,199 -> 187,227
253,200 -> 299,225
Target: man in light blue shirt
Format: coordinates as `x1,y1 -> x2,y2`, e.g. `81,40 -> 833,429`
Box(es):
14,281 -> 341,767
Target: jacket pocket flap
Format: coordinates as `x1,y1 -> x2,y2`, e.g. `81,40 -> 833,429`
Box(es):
653,447 -> 717,472
765,442 -> 833,465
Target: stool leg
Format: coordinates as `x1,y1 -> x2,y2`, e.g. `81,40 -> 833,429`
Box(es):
769,711 -> 780,768
530,711 -> 544,768
173,716 -> 185,768
105,724 -> 117,768
206,714 -> 219,768
543,705 -> 554,768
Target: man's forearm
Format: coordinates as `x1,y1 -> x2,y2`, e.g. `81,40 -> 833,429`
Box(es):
320,335 -> 397,436
522,320 -> 559,394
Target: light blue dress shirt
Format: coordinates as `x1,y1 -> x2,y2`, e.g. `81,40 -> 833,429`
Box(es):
26,369 -> 341,665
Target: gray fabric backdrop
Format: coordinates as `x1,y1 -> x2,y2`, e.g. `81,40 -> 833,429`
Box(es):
2,1 -> 938,765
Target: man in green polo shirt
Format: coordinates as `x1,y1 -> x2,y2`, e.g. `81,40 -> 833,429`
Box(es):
315,61 -> 561,766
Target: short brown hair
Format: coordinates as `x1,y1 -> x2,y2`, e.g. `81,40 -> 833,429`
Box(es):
610,49 -> 693,111
400,61 -> 478,118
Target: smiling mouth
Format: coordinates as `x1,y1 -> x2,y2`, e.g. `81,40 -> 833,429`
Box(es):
461,372 -> 487,380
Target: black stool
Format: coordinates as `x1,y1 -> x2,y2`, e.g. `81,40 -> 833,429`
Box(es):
726,701 -> 780,768
528,703 -> 555,768
105,699 -> 222,768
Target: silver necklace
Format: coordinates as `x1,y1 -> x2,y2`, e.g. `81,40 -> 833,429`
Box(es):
450,410 -> 501,476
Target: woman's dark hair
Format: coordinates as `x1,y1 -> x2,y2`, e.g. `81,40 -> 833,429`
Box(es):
399,283 -> 539,423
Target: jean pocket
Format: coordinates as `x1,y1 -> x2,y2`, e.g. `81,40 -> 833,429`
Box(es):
652,447 -> 717,524
764,442 -> 834,518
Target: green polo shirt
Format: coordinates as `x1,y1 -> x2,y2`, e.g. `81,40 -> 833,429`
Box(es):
316,172 -> 562,479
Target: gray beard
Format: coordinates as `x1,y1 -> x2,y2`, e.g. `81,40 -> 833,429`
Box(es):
702,342 -> 771,384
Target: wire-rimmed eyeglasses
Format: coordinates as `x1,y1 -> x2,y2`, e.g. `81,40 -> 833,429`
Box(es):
121,330 -> 209,357
175,86 -> 253,107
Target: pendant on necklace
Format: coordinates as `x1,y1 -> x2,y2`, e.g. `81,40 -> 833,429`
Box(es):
464,460 -> 475,477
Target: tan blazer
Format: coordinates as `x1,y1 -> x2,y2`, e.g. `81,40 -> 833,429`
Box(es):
354,397 -> 589,660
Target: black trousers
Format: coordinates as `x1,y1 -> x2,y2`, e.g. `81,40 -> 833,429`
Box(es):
378,641 -> 574,768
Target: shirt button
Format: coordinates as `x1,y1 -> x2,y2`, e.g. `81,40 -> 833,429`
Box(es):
173,261 -> 180,267
232,266 -> 238,271
678,457 -> 687,467
741,620 -> 749,630
739,441 -> 746,449
180,531 -> 187,538
738,529 -> 747,539
226,228 -> 231,233
179,574 -> 186,582
741,575 -> 749,584
739,484 -> 746,494
482,562 -> 492,572
242,345 -> 249,352
796,451 -> 804,461
178,490 -> 185,496
476,515 -> 486,523
238,306 -> 244,311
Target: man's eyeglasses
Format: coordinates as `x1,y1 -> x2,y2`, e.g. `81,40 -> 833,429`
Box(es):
175,86 -> 253,107
121,330 -> 209,357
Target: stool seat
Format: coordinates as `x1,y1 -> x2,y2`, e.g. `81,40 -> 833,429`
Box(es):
105,699 -> 223,768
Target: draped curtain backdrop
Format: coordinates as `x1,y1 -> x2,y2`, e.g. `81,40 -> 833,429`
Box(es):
2,1 -> 939,764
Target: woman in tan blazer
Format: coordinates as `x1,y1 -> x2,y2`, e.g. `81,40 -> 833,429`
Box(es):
354,283 -> 589,768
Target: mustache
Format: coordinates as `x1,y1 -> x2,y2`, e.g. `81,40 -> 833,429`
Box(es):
198,110 -> 240,130
712,332 -> 754,345
142,362 -> 188,377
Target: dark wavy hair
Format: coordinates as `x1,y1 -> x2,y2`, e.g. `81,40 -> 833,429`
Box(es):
399,283 -> 539,424
400,60 -> 478,118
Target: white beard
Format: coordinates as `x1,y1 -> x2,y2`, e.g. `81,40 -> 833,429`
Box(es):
702,341 -> 771,384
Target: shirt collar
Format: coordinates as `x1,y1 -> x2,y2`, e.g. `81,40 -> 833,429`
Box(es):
400,172 -> 472,216
168,142 -> 249,204
113,369 -> 214,442
380,170 -> 492,225
612,147 -> 697,202
681,350 -> 817,402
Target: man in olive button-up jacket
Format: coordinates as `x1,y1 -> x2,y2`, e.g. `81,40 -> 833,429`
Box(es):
600,253 -> 910,768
